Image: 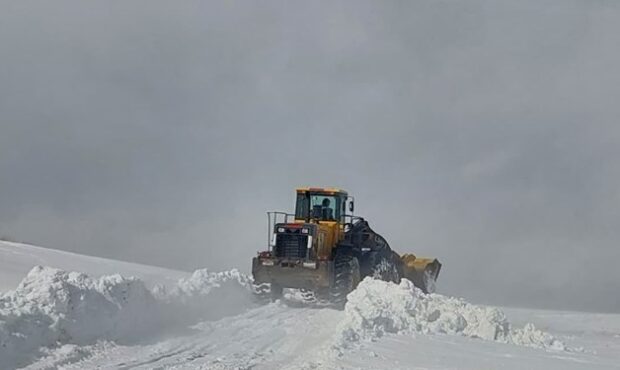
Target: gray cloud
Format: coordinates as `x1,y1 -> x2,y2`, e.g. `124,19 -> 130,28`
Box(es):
1,0 -> 619,312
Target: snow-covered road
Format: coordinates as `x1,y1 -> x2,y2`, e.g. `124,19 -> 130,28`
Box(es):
47,304 -> 342,370
22,299 -> 620,370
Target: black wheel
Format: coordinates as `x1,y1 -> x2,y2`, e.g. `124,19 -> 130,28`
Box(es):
270,283 -> 283,301
329,254 -> 361,307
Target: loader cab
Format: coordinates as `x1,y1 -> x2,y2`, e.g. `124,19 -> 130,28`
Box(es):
294,188 -> 351,223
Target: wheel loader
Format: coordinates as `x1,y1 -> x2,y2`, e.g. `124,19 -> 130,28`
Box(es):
251,187 -> 442,304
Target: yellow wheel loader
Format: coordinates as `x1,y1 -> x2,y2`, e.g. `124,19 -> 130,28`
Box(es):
252,187 -> 441,304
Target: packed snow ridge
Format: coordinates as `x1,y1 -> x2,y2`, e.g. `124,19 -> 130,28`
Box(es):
1,266 -> 568,369
339,277 -> 566,351
0,266 -> 255,369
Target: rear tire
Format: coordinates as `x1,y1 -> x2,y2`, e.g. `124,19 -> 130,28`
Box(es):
329,254 -> 361,307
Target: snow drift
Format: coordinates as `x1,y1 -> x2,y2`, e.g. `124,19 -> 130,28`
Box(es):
0,266 -> 254,369
1,267 -> 572,369
338,277 -> 566,351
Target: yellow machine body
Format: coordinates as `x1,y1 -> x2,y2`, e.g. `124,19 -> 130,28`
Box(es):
293,187 -> 347,260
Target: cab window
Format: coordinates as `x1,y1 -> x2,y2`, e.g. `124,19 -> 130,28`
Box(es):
295,193 -> 342,221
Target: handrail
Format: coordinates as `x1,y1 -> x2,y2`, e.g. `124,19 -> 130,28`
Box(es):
266,211 -> 296,250
342,214 -> 364,229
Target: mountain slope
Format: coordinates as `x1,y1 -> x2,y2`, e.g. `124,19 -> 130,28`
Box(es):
0,241 -> 187,292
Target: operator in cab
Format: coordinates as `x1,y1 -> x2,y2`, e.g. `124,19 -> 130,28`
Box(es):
321,198 -> 334,220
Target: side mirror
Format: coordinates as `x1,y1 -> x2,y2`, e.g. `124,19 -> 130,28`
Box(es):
349,201 -> 354,212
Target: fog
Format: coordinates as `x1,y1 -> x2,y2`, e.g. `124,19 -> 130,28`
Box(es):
1,0 -> 619,312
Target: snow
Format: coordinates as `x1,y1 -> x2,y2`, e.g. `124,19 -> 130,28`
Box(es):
339,277 -> 566,351
0,241 -> 187,292
1,241 -> 620,370
0,266 -> 254,369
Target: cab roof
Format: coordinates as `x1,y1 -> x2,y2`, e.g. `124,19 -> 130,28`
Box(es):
296,187 -> 348,195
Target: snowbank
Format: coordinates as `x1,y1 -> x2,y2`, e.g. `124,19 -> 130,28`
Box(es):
0,267 -> 571,369
164,268 -> 255,322
0,266 -> 254,369
338,278 -> 566,351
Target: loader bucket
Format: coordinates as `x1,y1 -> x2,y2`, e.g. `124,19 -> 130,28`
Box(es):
400,254 -> 442,294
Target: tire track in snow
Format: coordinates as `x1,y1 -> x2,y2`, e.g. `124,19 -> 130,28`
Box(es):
60,303 -> 344,370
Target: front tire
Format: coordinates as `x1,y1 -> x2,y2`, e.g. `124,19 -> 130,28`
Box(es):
329,254 -> 361,307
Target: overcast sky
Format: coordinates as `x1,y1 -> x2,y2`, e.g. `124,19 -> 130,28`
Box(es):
1,0 -> 619,312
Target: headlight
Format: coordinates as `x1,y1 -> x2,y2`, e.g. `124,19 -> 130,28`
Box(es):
301,228 -> 309,234
277,227 -> 285,233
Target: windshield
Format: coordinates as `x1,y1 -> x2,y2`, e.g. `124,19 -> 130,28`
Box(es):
295,193 -> 342,221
